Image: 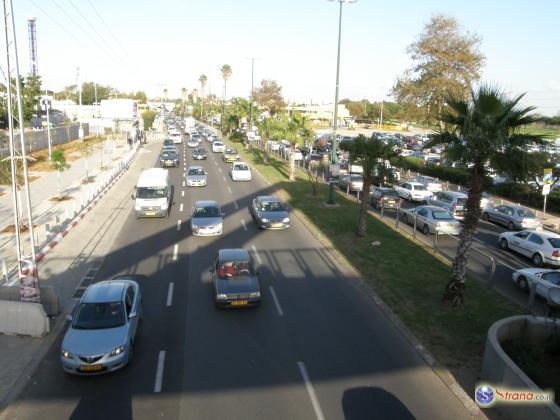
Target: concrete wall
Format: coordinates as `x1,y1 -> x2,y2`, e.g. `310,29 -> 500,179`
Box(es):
0,286 -> 60,316
0,300 -> 49,337
0,123 -> 90,158
481,315 -> 560,420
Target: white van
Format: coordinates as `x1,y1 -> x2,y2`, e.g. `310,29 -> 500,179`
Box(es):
169,132 -> 182,144
133,168 -> 171,218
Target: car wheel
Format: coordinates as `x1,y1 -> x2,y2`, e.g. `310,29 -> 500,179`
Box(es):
499,238 -> 508,250
508,222 -> 515,231
422,224 -> 430,235
532,253 -> 543,267
517,276 -> 529,293
482,213 -> 489,221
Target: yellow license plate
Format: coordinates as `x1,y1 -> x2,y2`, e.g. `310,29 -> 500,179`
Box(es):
231,300 -> 247,306
145,211 -> 156,216
272,223 -> 283,228
79,364 -> 103,372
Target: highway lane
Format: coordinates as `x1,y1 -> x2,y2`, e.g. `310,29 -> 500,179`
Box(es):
2,131 -> 473,419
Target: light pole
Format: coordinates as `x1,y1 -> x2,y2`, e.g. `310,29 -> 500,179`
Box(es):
327,0 -> 357,205
42,91 -> 52,160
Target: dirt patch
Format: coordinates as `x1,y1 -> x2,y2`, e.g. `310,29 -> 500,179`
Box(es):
81,177 -> 96,184
1,224 -> 38,234
48,195 -> 74,202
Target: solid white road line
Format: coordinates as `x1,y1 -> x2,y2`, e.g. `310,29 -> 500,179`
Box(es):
497,259 -> 518,271
166,282 -> 174,307
177,220 -> 181,231
182,190 -> 185,197
173,244 -> 178,261
154,351 -> 166,393
269,286 -> 284,316
233,200 -> 239,209
227,186 -> 232,194
241,219 -> 247,231
180,203 -> 184,212
251,244 -> 262,264
222,175 -> 227,182
218,167 -> 223,173
297,362 -> 325,420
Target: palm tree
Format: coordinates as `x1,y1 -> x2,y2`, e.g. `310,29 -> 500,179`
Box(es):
285,112 -> 313,181
199,74 -> 207,120
220,64 -> 232,131
425,84 -> 542,306
340,135 -> 398,237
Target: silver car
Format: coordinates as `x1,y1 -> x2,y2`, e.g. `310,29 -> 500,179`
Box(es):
400,205 -> 461,235
424,191 -> 467,220
251,195 -> 290,229
191,200 -> 223,236
61,279 -> 142,375
512,268 -> 560,297
499,230 -> 560,267
185,166 -> 207,187
339,174 -> 364,192
482,205 -> 543,231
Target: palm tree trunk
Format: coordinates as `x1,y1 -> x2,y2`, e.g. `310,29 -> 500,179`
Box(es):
443,161 -> 484,306
289,143 -> 296,181
357,176 -> 372,237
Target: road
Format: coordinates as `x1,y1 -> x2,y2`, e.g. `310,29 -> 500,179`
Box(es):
2,130 -> 474,420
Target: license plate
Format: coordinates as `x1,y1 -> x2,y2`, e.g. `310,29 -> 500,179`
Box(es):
145,211 -> 156,216
231,300 -> 247,306
387,200 -> 395,204
79,364 -> 103,372
272,223 -> 283,228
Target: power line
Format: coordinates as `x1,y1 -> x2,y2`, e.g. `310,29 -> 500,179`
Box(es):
85,0 -> 141,72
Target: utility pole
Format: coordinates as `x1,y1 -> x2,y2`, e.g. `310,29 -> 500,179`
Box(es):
43,90 -> 52,160
3,0 -> 40,302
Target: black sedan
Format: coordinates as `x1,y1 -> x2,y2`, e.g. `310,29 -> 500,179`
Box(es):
160,151 -> 179,167
210,249 -> 261,308
192,148 -> 208,160
250,195 -> 290,229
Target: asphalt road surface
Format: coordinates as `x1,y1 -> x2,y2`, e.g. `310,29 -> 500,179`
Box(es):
2,134 -> 473,420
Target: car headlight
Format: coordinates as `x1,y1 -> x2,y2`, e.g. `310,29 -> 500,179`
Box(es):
250,292 -> 260,298
261,218 -> 269,223
216,223 -> 223,230
134,204 -> 141,211
61,349 -> 72,359
110,345 -> 126,357
216,293 -> 228,300
283,217 -> 290,223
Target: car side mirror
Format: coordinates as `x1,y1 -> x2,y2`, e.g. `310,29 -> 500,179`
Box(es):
129,312 -> 137,319
65,314 -> 73,322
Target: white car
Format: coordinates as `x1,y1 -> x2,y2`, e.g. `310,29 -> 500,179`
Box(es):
499,230 -> 560,267
512,268 -> 560,297
169,132 -> 182,144
414,175 -> 443,193
270,142 -> 281,151
187,138 -> 199,148
231,162 -> 252,181
212,142 -> 226,153
395,182 -> 433,202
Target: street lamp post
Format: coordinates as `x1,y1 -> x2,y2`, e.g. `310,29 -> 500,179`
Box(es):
42,92 -> 52,160
327,0 -> 356,205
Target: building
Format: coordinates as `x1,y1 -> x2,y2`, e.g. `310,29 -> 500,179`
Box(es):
287,102 -> 352,126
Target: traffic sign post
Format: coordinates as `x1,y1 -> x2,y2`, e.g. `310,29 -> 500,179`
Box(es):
543,183 -> 551,215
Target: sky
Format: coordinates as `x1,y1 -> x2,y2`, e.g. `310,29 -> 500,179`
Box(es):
4,0 -> 560,115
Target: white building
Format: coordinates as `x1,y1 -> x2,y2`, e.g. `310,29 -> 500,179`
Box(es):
287,102 -> 352,126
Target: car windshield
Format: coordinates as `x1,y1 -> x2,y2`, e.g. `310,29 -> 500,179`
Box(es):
72,301 -> 125,330
432,210 -> 454,220
261,201 -> 285,212
137,187 -> 167,199
161,152 -> 176,159
188,168 -> 205,176
518,208 -> 535,218
548,238 -> 560,248
217,260 -> 253,279
351,176 -> 363,182
234,164 -> 249,171
413,184 -> 427,190
194,149 -> 205,153
226,149 -> 237,154
382,190 -> 399,197
193,206 -> 220,218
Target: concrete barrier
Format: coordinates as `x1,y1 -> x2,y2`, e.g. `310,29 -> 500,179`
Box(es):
0,285 -> 61,316
0,300 -> 50,337
480,315 -> 560,420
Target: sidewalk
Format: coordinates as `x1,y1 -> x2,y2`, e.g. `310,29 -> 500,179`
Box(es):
0,138 -> 160,413
0,137 -> 131,284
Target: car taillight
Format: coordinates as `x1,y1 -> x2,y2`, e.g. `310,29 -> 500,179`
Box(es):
553,250 -> 560,257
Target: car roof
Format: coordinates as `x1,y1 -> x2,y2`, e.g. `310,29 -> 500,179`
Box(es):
187,165 -> 204,170
375,187 -> 396,192
194,200 -> 219,207
441,191 -> 467,198
256,195 -> 281,202
218,248 -> 250,262
408,182 -> 425,187
418,205 -> 449,212
82,281 -> 127,303
233,161 -> 249,167
522,230 -> 560,239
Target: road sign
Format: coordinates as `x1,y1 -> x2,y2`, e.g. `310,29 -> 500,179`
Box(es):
543,168 -> 553,184
542,183 -> 551,196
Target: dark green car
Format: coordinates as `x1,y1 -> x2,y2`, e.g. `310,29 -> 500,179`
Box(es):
210,249 -> 261,308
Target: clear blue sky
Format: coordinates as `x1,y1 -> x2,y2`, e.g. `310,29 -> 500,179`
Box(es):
8,0 -> 560,115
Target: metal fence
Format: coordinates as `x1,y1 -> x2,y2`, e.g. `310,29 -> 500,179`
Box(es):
0,123 -> 90,158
